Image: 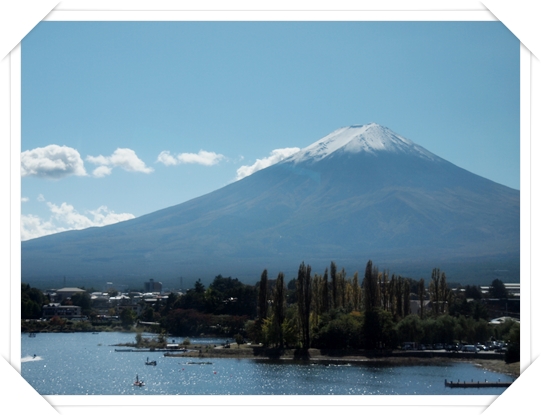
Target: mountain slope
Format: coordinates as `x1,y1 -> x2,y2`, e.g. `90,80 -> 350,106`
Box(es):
21,124 -> 520,287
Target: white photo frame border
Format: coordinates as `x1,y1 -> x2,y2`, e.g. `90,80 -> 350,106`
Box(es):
2,2 -> 538,415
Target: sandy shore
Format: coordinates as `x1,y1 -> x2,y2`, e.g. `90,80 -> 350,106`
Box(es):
165,343 -> 520,378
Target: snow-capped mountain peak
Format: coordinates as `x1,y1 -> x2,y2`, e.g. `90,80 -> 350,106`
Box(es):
288,123 -> 437,163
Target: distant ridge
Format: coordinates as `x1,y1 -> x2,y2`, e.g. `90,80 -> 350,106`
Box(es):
22,124 -> 519,288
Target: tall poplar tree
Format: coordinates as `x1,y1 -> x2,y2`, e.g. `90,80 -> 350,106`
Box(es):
395,276 -> 404,317
430,268 -> 441,316
418,278 -> 425,319
362,260 -> 380,313
258,269 -> 268,321
352,271 -> 360,312
403,278 -> 411,316
330,261 -> 338,309
296,262 -> 312,350
322,268 -> 330,314
272,272 -> 286,348
440,272 -> 449,314
381,270 -> 389,311
340,268 -> 347,309
312,274 -> 322,326
389,275 -> 397,317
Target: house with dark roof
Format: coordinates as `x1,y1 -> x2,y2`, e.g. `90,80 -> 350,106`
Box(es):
42,303 -> 82,319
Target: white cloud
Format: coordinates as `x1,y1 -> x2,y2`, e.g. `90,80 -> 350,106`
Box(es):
21,145 -> 87,179
21,214 -> 60,241
20,200 -> 135,241
92,165 -> 113,178
156,151 -> 178,166
236,147 -> 300,180
21,197 -> 29,203
157,150 -> 225,166
87,148 -> 154,176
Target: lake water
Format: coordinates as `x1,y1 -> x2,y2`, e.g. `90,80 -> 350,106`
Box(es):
21,332 -> 516,395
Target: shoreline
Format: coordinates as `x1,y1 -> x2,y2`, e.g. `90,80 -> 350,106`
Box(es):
162,343 -> 520,379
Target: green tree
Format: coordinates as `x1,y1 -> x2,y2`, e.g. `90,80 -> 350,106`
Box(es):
49,315 -> 66,329
244,320 -> 259,343
140,306 -> 157,322
135,331 -> 143,347
363,308 -> 395,349
120,308 -> 136,328
362,260 -> 379,313
296,262 -> 312,350
505,323 -> 520,363
429,269 -> 451,316
179,279 -> 207,312
71,292 -> 92,316
234,333 -> 244,347
311,274 -> 322,327
165,309 -> 213,336
418,278 -> 426,319
322,268 -> 330,314
429,268 -> 441,316
402,278 -> 411,316
271,272 -> 287,348
339,267 -> 347,310
464,285 -> 482,299
352,271 -> 360,312
396,314 -> 424,344
490,279 -> 508,299
258,269 -> 269,321
21,283 -> 48,319
312,310 -> 363,349
432,314 -> 457,344
380,271 -> 389,312
330,261 -> 338,309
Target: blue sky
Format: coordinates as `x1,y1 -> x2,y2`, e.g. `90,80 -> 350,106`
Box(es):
20,21 -> 519,241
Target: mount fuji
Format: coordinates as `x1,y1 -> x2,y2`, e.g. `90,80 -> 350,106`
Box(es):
21,124 -> 520,288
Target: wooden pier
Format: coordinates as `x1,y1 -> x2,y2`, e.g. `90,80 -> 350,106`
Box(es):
444,379 -> 512,388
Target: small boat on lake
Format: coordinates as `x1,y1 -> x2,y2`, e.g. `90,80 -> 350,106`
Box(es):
133,374 -> 145,387
186,361 -> 213,365
145,357 -> 157,366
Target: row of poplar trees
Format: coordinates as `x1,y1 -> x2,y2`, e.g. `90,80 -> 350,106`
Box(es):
255,260 -> 451,350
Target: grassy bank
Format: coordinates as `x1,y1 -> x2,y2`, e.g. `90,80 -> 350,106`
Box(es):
469,359 -> 520,378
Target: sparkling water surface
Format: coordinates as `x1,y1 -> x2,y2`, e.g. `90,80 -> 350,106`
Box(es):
21,332 -> 515,395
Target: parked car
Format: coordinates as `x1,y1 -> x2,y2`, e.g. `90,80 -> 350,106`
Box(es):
402,342 -> 416,350
462,345 -> 480,353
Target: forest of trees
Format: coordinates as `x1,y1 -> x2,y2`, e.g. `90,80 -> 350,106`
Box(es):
243,260 -> 519,363
21,261 -> 520,362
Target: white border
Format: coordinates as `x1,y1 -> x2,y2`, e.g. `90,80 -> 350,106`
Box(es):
44,10 -> 496,21
519,45 -> 531,376
10,44 -> 21,376
5,3 -> 535,415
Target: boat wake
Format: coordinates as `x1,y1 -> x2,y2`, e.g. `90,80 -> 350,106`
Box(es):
22,355 -> 43,362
